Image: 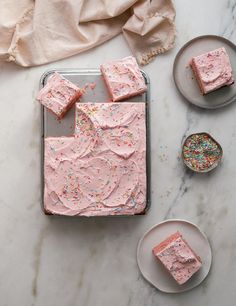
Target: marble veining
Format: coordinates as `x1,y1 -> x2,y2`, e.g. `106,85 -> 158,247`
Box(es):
220,0 -> 236,39
1,0 -> 236,305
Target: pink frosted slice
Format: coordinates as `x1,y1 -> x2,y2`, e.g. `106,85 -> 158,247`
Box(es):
37,72 -> 82,119
100,56 -> 147,102
153,232 -> 202,285
190,47 -> 234,94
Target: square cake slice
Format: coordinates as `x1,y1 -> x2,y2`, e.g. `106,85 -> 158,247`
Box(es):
44,102 -> 146,216
190,47 -> 234,94
37,72 -> 82,119
100,56 -> 147,101
152,232 -> 202,285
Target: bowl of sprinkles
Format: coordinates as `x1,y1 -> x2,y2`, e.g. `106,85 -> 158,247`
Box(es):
182,132 -> 223,173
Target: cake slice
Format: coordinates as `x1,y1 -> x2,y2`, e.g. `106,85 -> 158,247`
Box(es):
100,56 -> 147,101
190,47 -> 234,94
37,72 -> 82,119
152,231 -> 202,285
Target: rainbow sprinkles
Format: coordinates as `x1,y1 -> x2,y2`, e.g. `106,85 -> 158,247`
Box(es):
44,102 -> 147,216
182,133 -> 223,172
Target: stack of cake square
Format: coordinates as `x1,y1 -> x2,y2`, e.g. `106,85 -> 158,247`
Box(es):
37,56 -> 148,216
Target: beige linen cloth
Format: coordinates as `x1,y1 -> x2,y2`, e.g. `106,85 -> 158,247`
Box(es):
0,0 -> 175,67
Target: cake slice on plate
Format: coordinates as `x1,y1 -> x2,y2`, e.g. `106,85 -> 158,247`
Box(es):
152,231 -> 202,285
190,47 -> 234,94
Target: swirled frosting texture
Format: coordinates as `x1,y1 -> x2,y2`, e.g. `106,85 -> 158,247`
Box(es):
37,73 -> 82,119
153,232 -> 202,285
44,102 -> 146,216
100,56 -> 147,101
191,47 -> 234,94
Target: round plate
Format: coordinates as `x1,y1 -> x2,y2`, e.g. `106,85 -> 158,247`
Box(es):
173,35 -> 236,109
137,219 -> 212,293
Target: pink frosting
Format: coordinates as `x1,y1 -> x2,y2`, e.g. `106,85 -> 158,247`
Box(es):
44,102 -> 146,216
153,233 -> 202,285
191,47 -> 234,94
37,72 -> 82,118
100,56 -> 147,101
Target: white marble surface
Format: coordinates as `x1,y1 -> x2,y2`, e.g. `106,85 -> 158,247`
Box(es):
0,0 -> 236,305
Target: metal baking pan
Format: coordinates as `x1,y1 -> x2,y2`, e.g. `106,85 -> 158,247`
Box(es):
40,68 -> 151,216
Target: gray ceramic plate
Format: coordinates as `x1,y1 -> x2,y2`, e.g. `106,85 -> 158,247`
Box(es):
173,35 -> 236,109
137,219 -> 212,293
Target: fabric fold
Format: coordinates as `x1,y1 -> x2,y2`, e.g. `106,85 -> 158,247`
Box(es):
0,0 -> 175,67
123,0 -> 176,65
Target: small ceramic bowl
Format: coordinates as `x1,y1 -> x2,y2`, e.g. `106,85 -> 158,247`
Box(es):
182,132 -> 223,173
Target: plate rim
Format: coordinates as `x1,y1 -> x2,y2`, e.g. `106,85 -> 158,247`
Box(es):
137,218 -> 212,293
173,34 -> 236,109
